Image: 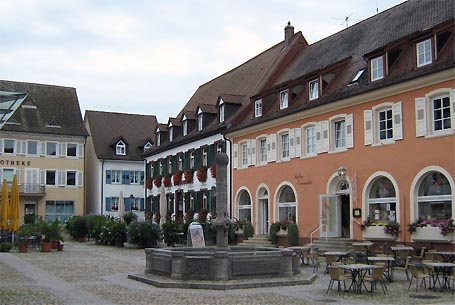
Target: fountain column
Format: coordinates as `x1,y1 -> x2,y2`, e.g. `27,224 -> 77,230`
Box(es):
214,153 -> 230,248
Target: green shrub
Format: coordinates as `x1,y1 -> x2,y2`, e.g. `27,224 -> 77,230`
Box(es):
37,219 -> 62,242
99,218 -> 127,246
0,242 -> 12,252
86,215 -> 110,242
269,222 -> 281,244
70,216 -> 89,239
127,220 -> 160,248
123,212 -> 138,226
243,222 -> 254,240
161,221 -> 180,246
287,223 -> 299,246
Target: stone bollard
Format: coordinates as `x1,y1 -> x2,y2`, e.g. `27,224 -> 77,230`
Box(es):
145,248 -> 153,274
170,251 -> 185,280
280,248 -> 294,277
214,251 -> 229,280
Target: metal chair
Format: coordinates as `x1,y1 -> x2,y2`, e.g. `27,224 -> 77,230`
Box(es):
408,264 -> 432,292
364,265 -> 388,294
395,255 -> 410,280
327,266 -> 352,294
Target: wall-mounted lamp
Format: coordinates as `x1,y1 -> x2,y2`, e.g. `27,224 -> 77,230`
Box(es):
337,166 -> 347,181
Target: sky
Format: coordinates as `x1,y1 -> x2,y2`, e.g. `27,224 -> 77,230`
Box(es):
0,0 -> 406,123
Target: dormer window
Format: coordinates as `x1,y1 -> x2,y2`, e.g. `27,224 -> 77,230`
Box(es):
309,78 -> 319,100
157,131 -> 161,146
219,104 -> 225,123
144,142 -> 152,151
255,99 -> 262,117
371,56 -> 384,81
416,38 -> 432,67
116,140 -> 126,155
280,90 -> 288,109
182,117 -> 188,136
169,127 -> 173,142
198,114 -> 203,131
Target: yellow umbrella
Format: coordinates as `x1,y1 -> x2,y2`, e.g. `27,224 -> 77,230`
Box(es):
9,175 -> 19,232
0,179 -> 9,230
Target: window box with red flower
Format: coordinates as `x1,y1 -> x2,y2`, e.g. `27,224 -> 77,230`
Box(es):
112,205 -> 118,211
172,170 -> 182,186
153,175 -> 162,188
210,163 -> 216,178
146,178 -> 153,189
183,169 -> 194,184
196,166 -> 208,183
163,174 -> 171,187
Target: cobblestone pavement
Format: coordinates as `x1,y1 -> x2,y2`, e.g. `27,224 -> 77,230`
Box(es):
1,240 -> 454,305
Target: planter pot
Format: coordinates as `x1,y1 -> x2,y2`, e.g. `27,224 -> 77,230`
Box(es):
57,244 -> 64,251
40,241 -> 52,252
19,243 -> 28,253
411,227 -> 454,243
235,228 -> 244,235
51,240 -> 59,249
277,229 -> 287,236
362,226 -> 397,240
78,237 -> 86,243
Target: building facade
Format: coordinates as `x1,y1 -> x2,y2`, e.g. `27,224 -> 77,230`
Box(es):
144,24 -> 306,221
0,81 -> 88,224
226,0 -> 455,246
84,111 -> 157,220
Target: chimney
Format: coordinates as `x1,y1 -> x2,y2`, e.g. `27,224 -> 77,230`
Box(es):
284,21 -> 294,48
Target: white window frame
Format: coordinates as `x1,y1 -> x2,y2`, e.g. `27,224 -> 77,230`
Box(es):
279,131 -> 290,161
169,127 -> 173,142
45,169 -> 57,186
168,158 -> 172,174
255,99 -> 262,117
3,139 -> 15,154
66,170 -> 77,186
415,89 -> 454,138
280,90 -> 288,110
46,142 -> 58,157
333,119 -> 346,150
365,102 -> 402,146
202,147 -> 207,166
178,154 -> 183,171
27,141 -> 39,156
66,143 -> 78,157
156,132 -> 161,146
328,114 -> 354,152
277,185 -> 297,223
304,124 -> 316,157
182,119 -> 188,136
130,171 -> 140,184
257,137 -> 267,165
371,56 -> 384,81
432,95 -> 451,133
219,104 -> 225,123
416,38 -> 432,67
190,151 -> 195,169
116,141 -> 126,155
111,170 -> 121,184
198,114 -> 203,131
309,78 -> 319,100
241,142 -> 248,168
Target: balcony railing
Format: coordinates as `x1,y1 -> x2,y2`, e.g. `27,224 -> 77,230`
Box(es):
19,184 -> 46,196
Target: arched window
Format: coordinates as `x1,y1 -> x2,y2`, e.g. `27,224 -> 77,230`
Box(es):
368,177 -> 396,224
417,172 -> 452,221
238,190 -> 251,222
278,185 -> 296,222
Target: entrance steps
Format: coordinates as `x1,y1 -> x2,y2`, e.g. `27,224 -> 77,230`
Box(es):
237,234 -> 275,247
309,238 -> 355,254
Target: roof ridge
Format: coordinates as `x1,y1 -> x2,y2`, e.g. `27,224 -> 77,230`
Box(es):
0,79 -> 76,90
85,110 -> 157,118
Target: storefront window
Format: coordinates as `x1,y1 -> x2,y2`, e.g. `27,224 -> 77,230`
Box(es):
278,185 -> 296,222
368,177 -> 396,224
417,172 -> 452,221
238,190 -> 251,222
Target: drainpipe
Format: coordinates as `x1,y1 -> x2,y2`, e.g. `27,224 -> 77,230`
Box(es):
101,159 -> 105,215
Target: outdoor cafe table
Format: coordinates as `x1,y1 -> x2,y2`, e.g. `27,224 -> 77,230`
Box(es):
324,251 -> 350,263
339,264 -> 376,294
431,251 -> 455,263
368,256 -> 395,282
423,262 -> 455,292
288,246 -> 312,265
391,246 -> 413,266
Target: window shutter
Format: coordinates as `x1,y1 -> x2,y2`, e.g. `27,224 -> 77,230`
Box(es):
106,170 -> 111,184
17,141 -> 26,155
294,128 -> 301,158
77,144 -> 84,158
0,140 -> 2,155
345,114 -> 354,148
250,139 -> 256,166
58,170 -> 66,186
125,197 -> 130,212
207,144 -> 215,166
140,198 -> 145,211
40,170 -> 46,186
140,171 -> 145,184
77,171 -> 83,187
106,197 -> 111,211
315,122 -> 322,153
122,171 -> 130,184
40,142 -> 46,156
271,134 -> 277,162
289,129 -> 295,158
392,102 -> 403,140
415,97 -> 427,137
364,110 -> 373,145
266,136 -> 271,162
233,144 -> 238,169
58,143 -> 66,157
321,120 -> 329,152
15,169 -> 20,184
451,89 -> 455,131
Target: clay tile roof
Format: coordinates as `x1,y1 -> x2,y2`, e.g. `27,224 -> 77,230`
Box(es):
85,110 -> 157,160
0,80 -> 87,136
219,94 -> 245,105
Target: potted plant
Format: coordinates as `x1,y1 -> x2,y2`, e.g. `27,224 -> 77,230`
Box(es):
172,170 -> 182,186
163,174 -> 171,187
17,224 -> 34,253
269,222 -> 281,244
287,223 -> 299,246
71,215 -> 89,242
243,222 -> 254,240
409,218 -> 455,242
37,219 -> 61,252
153,175 -> 162,188
146,178 -> 153,189
183,169 -> 194,184
111,220 -> 127,247
210,163 -> 216,178
161,220 -> 180,247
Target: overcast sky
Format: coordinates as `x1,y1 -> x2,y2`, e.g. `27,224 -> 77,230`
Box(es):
1,0 -> 406,123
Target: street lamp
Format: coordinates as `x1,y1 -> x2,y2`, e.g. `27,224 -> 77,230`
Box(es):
337,166 -> 347,181
129,194 -> 134,212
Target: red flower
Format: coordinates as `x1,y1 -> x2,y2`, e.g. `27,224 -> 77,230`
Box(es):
183,169 -> 194,184
196,167 -> 207,182
163,175 -> 171,187
153,175 -> 162,188
172,170 -> 182,186
210,163 -> 216,178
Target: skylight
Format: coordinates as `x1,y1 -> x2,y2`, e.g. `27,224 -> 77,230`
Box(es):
351,69 -> 365,83
0,91 -> 27,129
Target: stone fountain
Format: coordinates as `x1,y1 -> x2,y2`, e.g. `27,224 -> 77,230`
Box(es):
128,153 -> 314,289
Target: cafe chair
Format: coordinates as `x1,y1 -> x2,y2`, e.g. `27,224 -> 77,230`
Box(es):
325,254 -> 338,274
395,255 -> 410,280
326,266 -> 352,294
408,264 -> 433,292
364,265 -> 387,294
311,251 -> 325,273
